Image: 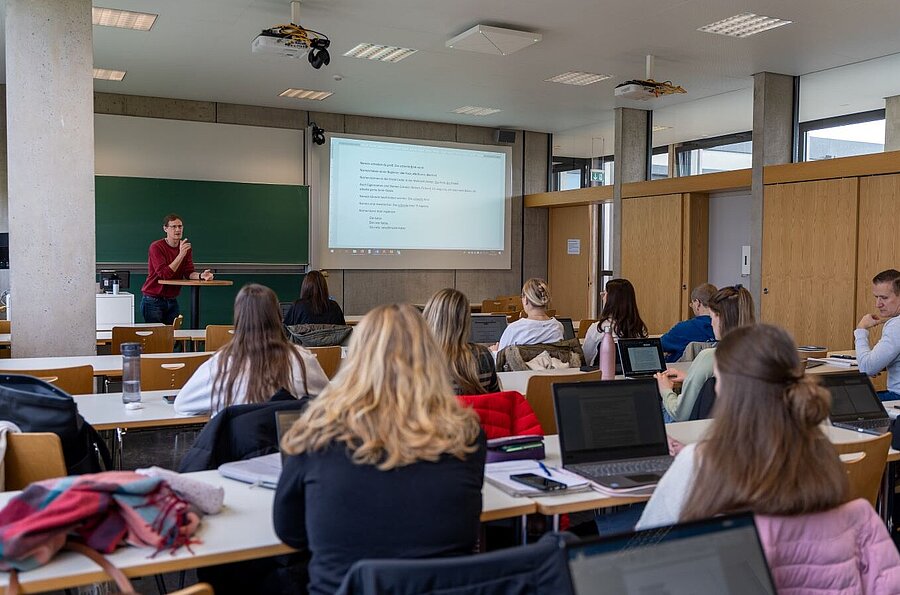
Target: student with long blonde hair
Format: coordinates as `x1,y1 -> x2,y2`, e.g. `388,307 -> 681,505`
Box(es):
494,278 -> 564,351
638,324 -> 900,591
174,284 -> 328,416
423,288 -> 499,394
274,303 -> 486,595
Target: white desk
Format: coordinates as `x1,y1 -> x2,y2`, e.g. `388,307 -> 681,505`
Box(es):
0,352 -> 214,377
0,329 -> 206,348
74,391 -> 209,431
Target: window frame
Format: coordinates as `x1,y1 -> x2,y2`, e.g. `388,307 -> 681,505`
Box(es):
798,108 -> 886,162
675,131 -> 752,177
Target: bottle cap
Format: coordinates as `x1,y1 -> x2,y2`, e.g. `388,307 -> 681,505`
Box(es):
121,342 -> 143,356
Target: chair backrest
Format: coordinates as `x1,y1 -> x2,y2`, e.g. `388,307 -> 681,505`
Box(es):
205,325 -> 236,351
481,299 -> 509,314
4,432 -> 68,490
0,320 -> 9,333
677,341 -> 716,363
832,432 -> 891,507
308,346 -> 341,379
525,371 -> 602,434
0,365 -> 95,395
576,319 -> 597,339
170,584 -> 214,595
172,314 -> 184,330
112,325 -> 174,354
140,353 -> 213,391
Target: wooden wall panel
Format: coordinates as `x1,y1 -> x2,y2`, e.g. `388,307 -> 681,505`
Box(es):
681,193 -> 710,319
548,206 -> 593,320
761,178 -> 858,350
621,194 -> 683,334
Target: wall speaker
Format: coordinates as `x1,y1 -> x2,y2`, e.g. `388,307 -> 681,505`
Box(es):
495,129 -> 517,144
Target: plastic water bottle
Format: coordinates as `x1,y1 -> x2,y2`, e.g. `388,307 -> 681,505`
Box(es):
121,342 -> 142,404
599,325 -> 616,380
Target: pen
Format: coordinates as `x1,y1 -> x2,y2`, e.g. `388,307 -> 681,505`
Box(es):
538,461 -> 553,477
893,405 -> 900,410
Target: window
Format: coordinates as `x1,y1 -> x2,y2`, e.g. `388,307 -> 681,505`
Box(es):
676,132 -> 752,176
651,146 -> 669,179
800,110 -> 885,161
551,156 -> 590,191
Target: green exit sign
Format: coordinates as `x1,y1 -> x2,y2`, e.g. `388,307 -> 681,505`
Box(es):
590,169 -> 604,183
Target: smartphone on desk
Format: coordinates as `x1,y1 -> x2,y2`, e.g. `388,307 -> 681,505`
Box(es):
163,395 -> 176,404
510,472 -> 567,492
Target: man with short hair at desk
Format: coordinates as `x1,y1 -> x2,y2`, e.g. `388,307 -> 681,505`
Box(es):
140,213 -> 214,324
855,268 -> 900,400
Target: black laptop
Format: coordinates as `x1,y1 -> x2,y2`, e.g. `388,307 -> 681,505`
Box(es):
819,372 -> 892,435
553,379 -> 673,489
469,314 -> 508,344
561,512 -> 777,594
557,317 -> 577,341
616,337 -> 667,378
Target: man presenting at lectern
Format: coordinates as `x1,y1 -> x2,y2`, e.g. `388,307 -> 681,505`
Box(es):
140,213 -> 214,324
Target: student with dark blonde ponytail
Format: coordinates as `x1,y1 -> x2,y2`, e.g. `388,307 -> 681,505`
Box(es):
638,324 -> 900,592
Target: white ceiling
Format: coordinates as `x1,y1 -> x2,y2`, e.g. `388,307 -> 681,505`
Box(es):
3,0 -> 900,157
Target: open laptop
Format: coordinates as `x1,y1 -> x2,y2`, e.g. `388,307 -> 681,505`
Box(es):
819,372 -> 892,435
553,379 -> 673,489
556,317 -> 577,341
562,512 -> 776,595
616,337 -> 667,378
470,314 -> 508,344
218,409 -> 304,488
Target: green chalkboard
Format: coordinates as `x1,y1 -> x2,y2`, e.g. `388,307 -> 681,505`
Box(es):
95,176 -> 308,264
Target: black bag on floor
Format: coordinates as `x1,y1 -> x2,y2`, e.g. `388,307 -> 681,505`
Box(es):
0,374 -> 112,474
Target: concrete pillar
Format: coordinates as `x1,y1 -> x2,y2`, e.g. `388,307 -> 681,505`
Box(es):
611,107 -> 650,274
6,0 -> 96,356
750,72 -> 795,317
886,95 -> 900,153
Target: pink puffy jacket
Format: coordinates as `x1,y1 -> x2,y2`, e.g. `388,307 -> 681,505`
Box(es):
755,499 -> 900,594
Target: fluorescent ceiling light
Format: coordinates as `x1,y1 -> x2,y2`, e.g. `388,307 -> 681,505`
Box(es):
652,125 -> 672,132
344,43 -> 417,63
698,13 -> 792,38
545,72 -> 613,86
93,68 -> 127,81
279,88 -> 333,100
452,106 -> 502,116
92,7 -> 157,31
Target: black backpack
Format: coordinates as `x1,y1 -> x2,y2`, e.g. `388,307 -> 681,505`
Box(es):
0,374 -> 112,474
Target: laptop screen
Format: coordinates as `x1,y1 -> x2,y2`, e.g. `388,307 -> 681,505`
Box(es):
819,372 -> 888,421
275,409 -> 304,463
565,513 -> 776,595
469,314 -> 508,344
617,338 -> 666,376
557,317 -> 576,341
553,379 -> 668,464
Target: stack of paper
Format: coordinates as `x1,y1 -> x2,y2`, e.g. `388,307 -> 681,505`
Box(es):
590,482 -> 657,497
485,460 -> 591,497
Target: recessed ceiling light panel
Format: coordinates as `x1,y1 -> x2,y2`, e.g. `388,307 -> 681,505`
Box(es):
93,68 -> 127,81
698,13 -> 792,38
452,106 -> 502,116
344,43 -> 418,63
545,72 -> 613,86
279,88 -> 333,100
92,7 -> 157,31
652,125 -> 672,132
446,25 -> 541,56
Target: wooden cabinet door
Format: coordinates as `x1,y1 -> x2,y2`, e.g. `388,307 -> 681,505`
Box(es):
761,178 -> 858,350
548,205 -> 594,320
621,194 -> 683,334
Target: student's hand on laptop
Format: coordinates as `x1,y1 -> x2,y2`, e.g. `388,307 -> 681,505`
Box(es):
654,369 -> 684,392
667,435 -> 685,457
857,313 -> 884,330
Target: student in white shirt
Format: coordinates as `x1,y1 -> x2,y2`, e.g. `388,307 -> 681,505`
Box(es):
175,283 -> 328,416
494,278 -> 564,351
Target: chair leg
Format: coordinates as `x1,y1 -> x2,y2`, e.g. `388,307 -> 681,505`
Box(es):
154,573 -> 168,594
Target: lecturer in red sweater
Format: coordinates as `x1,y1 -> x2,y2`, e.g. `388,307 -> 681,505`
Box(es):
140,213 -> 214,324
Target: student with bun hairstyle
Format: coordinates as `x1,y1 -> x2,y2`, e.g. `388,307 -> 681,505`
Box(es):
495,278 -> 564,351
423,288 -> 500,395
639,324 -> 900,592
582,278 -> 648,366
657,285 -> 755,421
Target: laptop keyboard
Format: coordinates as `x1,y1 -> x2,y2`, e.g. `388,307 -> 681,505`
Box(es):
574,456 -> 672,478
836,419 -> 890,430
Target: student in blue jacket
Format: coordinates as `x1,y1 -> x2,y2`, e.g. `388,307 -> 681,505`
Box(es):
660,283 -> 717,362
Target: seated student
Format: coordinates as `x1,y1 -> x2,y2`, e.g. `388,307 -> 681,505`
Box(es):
855,269 -> 900,401
423,288 -> 500,394
284,270 -> 346,326
656,285 -> 754,422
494,278 -> 564,351
638,324 -> 900,592
582,278 -> 648,366
659,283 -> 717,362
175,284 -> 329,416
273,304 -> 486,595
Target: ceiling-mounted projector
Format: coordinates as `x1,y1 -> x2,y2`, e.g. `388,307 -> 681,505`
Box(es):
251,1 -> 331,68
614,55 -> 687,101
251,32 -> 310,59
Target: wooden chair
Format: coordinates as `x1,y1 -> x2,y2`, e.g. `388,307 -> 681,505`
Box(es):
112,325 -> 174,354
170,583 -> 214,595
205,325 -> 235,352
833,432 -> 891,507
4,432 -> 67,490
481,299 -> 509,314
524,371 -> 602,434
0,365 -> 94,395
141,353 -> 212,391
172,314 -> 184,330
309,346 -> 341,379
577,319 -> 598,339
0,320 -> 9,333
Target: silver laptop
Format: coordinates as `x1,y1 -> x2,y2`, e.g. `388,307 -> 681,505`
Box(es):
820,372 -> 892,435
469,314 -> 508,344
616,337 -> 666,378
218,408 -> 304,488
553,379 -> 672,489
562,512 -> 777,594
